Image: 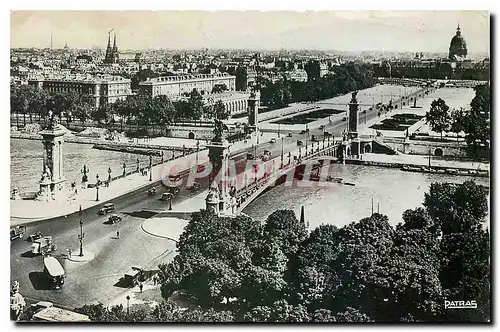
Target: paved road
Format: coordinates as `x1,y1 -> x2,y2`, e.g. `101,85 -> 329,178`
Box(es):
10,171 -> 217,309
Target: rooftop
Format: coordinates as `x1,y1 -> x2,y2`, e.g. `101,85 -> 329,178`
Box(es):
139,73 -> 235,85
30,74 -> 131,84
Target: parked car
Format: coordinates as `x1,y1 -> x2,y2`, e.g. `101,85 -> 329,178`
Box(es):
270,138 -> 277,144
188,183 -> 201,192
287,132 -> 293,137
297,140 -> 304,146
247,153 -> 254,160
108,214 -> 123,224
31,236 -> 57,255
324,131 -> 333,137
10,226 -> 26,241
147,188 -> 156,196
98,203 -> 115,215
27,231 -> 43,242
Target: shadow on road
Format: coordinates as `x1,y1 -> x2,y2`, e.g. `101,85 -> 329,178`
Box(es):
113,278 -> 132,289
21,250 -> 37,258
28,271 -> 54,290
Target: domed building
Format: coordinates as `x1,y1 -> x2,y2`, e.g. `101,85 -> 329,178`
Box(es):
449,23 -> 468,61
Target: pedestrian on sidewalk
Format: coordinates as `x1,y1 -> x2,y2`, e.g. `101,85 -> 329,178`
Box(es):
116,230 -> 120,239
68,249 -> 72,258
139,283 -> 143,293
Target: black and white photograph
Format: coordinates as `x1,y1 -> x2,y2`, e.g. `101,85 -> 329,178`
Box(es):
8,8 -> 491,323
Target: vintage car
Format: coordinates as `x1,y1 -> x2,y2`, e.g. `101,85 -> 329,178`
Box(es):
108,214 -> 123,224
27,231 -> 43,242
147,187 -> 156,196
10,226 -> 26,241
161,192 -> 173,201
270,138 -> 277,144
167,186 -> 181,195
287,132 -> 293,137
43,256 -> 65,289
98,203 -> 115,215
31,236 -> 57,255
246,153 -> 254,160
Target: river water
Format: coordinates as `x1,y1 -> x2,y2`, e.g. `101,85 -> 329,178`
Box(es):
11,138 -> 489,228
10,138 -> 162,192
242,163 -> 489,228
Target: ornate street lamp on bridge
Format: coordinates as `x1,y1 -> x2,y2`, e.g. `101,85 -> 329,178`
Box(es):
280,137 -> 284,169
95,174 -> 100,202
149,155 -> 153,181
78,205 -> 85,257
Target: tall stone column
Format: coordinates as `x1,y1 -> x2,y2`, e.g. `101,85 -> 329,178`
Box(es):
37,119 -> 67,201
348,92 -> 361,157
247,91 -> 260,131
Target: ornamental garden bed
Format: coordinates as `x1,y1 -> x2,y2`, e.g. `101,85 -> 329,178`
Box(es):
270,108 -> 344,125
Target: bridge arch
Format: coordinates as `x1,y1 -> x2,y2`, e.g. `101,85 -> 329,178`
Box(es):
188,132 -> 195,139
434,148 -> 443,157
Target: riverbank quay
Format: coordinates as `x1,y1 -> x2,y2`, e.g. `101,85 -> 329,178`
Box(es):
330,153 -> 489,177
10,131 -> 275,225
10,148 -> 209,226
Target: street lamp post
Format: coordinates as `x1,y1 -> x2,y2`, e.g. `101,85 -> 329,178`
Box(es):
136,158 -> 140,173
195,139 -> 200,168
108,167 -> 112,185
126,295 -> 130,315
122,162 -> 126,177
278,124 -> 281,138
78,205 -> 84,257
161,151 -> 164,163
168,194 -> 173,210
95,174 -> 100,201
280,137 -> 284,169
149,155 -> 153,181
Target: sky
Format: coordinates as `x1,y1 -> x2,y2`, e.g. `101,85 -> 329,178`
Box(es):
10,10 -> 490,53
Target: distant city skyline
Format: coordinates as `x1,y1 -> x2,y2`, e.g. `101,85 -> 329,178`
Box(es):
11,11 -> 489,54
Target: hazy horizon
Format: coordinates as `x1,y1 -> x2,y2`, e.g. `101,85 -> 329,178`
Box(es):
11,11 -> 490,54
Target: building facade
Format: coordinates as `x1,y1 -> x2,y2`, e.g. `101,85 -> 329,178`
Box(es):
203,91 -> 251,116
28,75 -> 131,108
138,73 -> 236,100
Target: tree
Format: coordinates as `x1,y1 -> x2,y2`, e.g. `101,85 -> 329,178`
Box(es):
423,180 -> 490,322
423,181 -> 488,235
10,85 -> 29,125
335,307 -> 373,322
243,300 -> 310,322
213,99 -> 229,120
426,98 -> 452,138
212,84 -> 228,94
159,211 -> 263,308
262,209 -> 308,258
187,88 -> 205,120
463,84 -> 490,155
286,224 -> 339,310
450,108 -> 466,142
